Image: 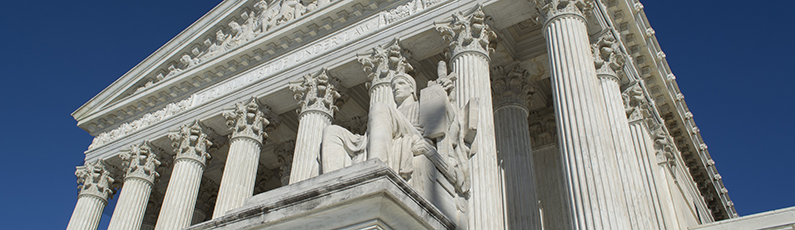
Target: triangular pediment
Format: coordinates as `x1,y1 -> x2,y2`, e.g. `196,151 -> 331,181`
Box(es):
73,0 -> 455,141
73,0 -> 382,136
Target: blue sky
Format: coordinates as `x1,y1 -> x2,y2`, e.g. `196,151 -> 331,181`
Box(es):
0,0 -> 792,229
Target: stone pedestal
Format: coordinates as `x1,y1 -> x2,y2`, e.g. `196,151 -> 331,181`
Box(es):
186,159 -> 459,230
108,141 -> 161,230
156,120 -> 212,230
213,98 -> 270,218
67,161 -> 115,230
491,64 -> 541,229
288,69 -> 340,183
436,5 -> 504,229
534,0 -> 630,229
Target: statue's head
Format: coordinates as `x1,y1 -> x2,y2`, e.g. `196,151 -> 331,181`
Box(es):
391,73 -> 417,103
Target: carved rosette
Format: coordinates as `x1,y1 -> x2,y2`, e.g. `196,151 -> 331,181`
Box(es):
75,160 -> 116,202
289,69 -> 342,118
533,0 -> 594,22
491,63 -> 536,111
222,97 -> 270,143
274,140 -> 296,186
168,120 -> 213,166
120,141 -> 162,184
434,4 -> 497,59
592,32 -> 626,79
357,38 -> 414,90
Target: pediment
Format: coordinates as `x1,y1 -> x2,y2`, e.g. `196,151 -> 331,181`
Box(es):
73,0 -> 408,136
74,0 -> 494,152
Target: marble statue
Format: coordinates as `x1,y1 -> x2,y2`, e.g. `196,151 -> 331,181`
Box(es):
320,60 -> 475,197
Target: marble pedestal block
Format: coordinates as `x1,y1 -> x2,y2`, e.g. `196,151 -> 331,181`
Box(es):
186,159 -> 459,230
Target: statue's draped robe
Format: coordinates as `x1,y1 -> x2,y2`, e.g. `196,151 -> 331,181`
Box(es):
320,100 -> 422,179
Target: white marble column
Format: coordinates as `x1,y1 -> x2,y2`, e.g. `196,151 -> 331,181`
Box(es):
625,84 -> 676,230
108,141 -> 161,230
491,63 -> 542,230
436,5 -> 505,229
533,0 -> 631,229
213,98 -> 270,218
593,32 -> 658,229
155,121 -> 212,229
288,69 -> 341,183
66,160 -> 115,230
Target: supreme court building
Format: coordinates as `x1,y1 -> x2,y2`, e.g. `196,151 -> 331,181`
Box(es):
66,0 -> 769,229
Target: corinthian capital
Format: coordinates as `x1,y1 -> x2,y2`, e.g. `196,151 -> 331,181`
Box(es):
168,120 -> 213,166
533,0 -> 594,21
622,83 -> 650,123
75,160 -> 115,202
491,62 -> 536,110
120,141 -> 161,184
289,69 -> 342,117
357,38 -> 413,89
222,97 -> 270,142
593,32 -> 626,77
434,4 -> 497,57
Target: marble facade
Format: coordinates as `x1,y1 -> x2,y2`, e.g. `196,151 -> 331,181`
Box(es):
68,0 -> 742,229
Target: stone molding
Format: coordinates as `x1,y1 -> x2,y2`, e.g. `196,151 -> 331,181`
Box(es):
120,141 -> 162,185
434,4 -> 497,60
289,68 -> 342,118
168,120 -> 213,167
223,97 -> 270,143
75,160 -> 116,203
491,62 -> 536,111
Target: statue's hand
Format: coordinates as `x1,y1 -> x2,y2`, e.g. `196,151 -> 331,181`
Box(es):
411,135 -> 433,156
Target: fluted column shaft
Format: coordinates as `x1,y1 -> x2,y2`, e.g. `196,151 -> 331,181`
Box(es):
290,111 -> 331,183
451,51 -> 504,230
156,121 -> 212,229
540,3 -> 631,229
213,136 -> 262,217
628,120 -> 675,230
494,105 -> 541,229
67,161 -> 114,230
214,98 -> 269,218
108,178 -> 152,230
435,6 -> 504,229
156,159 -> 205,229
600,75 -> 658,230
67,195 -> 106,230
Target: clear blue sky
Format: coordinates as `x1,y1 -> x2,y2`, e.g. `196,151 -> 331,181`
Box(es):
0,0 -> 792,229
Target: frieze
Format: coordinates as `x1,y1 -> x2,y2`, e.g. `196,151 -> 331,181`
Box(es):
85,0 -> 451,151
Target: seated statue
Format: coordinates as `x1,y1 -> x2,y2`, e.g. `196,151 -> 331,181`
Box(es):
321,61 -> 476,197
